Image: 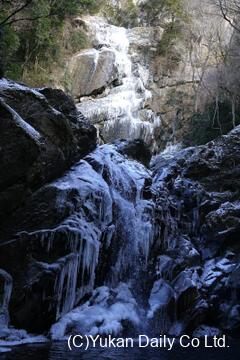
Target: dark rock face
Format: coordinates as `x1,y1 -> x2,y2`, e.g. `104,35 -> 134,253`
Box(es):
0,79 -> 97,332
0,62 -> 4,79
0,142 -> 153,333
0,28 -> 4,79
0,79 -> 97,223
115,139 -> 152,167
150,126 -> 240,336
0,78 -> 240,338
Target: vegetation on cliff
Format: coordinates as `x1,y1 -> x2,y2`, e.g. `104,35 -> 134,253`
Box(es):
0,0 -> 99,83
0,0 -> 186,85
1,0 -> 240,146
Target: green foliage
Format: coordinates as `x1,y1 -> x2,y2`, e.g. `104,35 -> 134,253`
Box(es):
18,0 -> 84,63
21,64 -> 56,87
141,0 -> 185,68
0,25 -> 19,59
0,6 -> 21,77
184,101 -> 240,146
67,29 -> 88,54
157,21 -> 182,56
0,0 -> 97,83
78,0 -> 105,14
156,20 -> 183,70
113,0 -> 139,28
184,113 -> 221,146
100,0 -> 139,28
141,0 -> 185,25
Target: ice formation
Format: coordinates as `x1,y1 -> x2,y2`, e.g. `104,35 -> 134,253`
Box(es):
50,283 -> 140,339
47,142 -> 207,339
76,16 -> 161,150
0,269 -> 12,330
20,144 -> 154,337
0,98 -> 41,142
0,271 -> 46,352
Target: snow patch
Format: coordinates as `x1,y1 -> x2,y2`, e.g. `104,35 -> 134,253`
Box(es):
0,98 -> 41,142
50,283 -> 140,339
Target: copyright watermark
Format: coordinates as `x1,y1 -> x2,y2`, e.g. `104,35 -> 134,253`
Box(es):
67,334 -> 230,351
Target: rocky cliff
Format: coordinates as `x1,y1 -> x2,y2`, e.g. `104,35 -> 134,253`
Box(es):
51,0 -> 233,149
0,80 -> 240,343
0,79 -> 96,224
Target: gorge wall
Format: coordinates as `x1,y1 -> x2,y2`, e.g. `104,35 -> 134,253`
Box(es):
0,79 -> 240,343
1,0 -> 240,349
51,0 -> 233,149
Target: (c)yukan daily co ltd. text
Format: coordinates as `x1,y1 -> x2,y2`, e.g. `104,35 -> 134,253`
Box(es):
67,334 -> 229,351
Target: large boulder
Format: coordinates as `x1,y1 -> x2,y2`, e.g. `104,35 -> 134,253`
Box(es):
0,79 -> 97,223
66,47 -> 119,98
0,79 -> 97,332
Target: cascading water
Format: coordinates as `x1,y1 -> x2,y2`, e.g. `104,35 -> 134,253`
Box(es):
1,14 -> 238,349
47,143 -> 207,339
1,121 -> 238,343
16,144 -> 155,338
76,16 -> 161,151
0,98 -> 222,342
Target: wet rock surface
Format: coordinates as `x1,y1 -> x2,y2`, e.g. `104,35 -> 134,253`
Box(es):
0,140 -> 153,333
115,139 -> 152,167
0,79 -> 240,339
66,48 -> 119,98
150,126 -> 240,336
73,16 -> 161,151
0,79 -> 97,223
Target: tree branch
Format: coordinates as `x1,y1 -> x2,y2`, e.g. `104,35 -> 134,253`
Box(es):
218,0 -> 240,33
0,0 -> 34,27
4,11 -> 64,27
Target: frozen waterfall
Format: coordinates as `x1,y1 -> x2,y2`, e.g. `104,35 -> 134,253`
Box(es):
76,16 -> 161,151
22,144 -> 154,330
0,270 -> 12,330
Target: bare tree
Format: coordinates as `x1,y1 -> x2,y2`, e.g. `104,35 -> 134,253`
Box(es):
216,0 -> 240,32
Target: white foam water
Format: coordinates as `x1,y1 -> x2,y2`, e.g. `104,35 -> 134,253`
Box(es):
76,16 -> 161,150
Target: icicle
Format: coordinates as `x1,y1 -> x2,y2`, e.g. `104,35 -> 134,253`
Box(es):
20,145 -> 154,320
0,269 -> 13,329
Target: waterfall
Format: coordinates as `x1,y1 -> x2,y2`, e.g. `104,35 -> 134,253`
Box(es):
1,123 -> 238,340
21,144 -> 154,332
76,16 -> 161,151
46,136 -> 206,340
